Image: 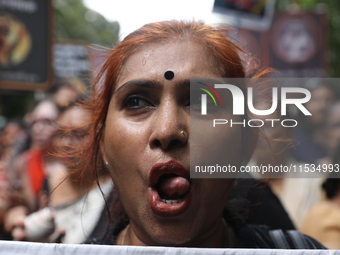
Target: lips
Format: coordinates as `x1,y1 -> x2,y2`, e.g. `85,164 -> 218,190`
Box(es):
149,160 -> 191,216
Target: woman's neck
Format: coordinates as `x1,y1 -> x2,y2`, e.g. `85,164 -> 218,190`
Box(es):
116,218 -> 232,248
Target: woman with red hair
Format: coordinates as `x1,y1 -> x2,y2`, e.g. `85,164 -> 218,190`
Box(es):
74,20 -> 323,248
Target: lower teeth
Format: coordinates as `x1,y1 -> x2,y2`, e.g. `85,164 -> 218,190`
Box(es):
161,199 -> 183,204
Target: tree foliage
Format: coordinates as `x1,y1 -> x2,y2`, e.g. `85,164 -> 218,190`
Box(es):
0,0 -> 120,119
53,0 -> 120,46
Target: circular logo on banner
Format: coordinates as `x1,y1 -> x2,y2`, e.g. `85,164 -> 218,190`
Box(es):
272,14 -> 320,64
0,12 -> 32,67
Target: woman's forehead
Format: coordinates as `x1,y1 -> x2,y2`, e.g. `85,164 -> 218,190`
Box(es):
115,41 -> 220,90
32,101 -> 58,120
58,107 -> 89,127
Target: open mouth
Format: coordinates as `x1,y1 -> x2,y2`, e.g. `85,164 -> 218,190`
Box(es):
156,173 -> 190,204
149,161 -> 192,216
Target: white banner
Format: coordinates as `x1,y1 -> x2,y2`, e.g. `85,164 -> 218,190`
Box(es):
0,241 -> 336,255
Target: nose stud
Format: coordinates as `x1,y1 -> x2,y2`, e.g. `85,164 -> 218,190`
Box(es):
180,130 -> 187,140
164,70 -> 174,80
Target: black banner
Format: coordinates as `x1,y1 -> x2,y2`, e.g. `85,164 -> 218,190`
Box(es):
0,0 -> 52,90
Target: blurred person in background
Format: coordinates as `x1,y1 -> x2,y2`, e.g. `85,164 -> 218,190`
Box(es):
49,78 -> 86,111
318,101 -> 340,165
42,104 -> 113,243
249,102 -> 324,229
17,99 -> 60,207
4,103 -> 113,243
0,128 -> 4,158
4,99 -> 60,240
228,100 -> 295,231
299,101 -> 340,248
300,145 -> 340,249
0,119 -> 29,239
0,119 -> 29,172
291,79 -> 337,164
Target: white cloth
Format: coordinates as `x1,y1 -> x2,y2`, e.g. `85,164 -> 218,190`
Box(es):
53,180 -> 113,244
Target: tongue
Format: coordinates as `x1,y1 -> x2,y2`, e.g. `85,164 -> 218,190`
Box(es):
158,176 -> 190,199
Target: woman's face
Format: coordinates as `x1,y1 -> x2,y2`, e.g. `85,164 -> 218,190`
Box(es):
55,106 -> 90,153
103,41 -> 242,247
30,101 -> 59,149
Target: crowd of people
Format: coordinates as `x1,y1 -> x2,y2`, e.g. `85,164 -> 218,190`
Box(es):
0,20 -> 339,249
0,80 -> 113,243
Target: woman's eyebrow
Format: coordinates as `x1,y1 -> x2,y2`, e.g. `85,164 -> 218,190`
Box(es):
175,79 -> 190,88
113,80 -> 162,94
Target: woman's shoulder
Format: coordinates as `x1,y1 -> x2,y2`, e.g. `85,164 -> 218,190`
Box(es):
236,223 -> 325,249
227,209 -> 325,249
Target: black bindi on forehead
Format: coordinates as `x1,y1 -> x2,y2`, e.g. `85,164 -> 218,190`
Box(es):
164,70 -> 174,80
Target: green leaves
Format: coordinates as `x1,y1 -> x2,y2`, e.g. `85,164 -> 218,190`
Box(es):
54,0 -> 120,46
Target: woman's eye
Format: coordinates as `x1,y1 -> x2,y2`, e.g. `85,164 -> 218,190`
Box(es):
124,96 -> 153,109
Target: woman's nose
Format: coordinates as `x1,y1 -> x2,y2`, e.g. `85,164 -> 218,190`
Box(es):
148,103 -> 188,151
